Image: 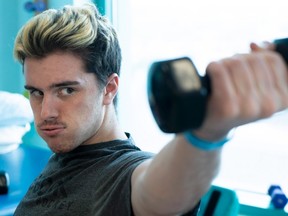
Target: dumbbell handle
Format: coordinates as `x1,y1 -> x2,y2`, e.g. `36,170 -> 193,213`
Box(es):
147,38 -> 288,133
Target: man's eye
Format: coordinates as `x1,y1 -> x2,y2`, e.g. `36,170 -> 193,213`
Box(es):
30,90 -> 43,97
60,87 -> 75,95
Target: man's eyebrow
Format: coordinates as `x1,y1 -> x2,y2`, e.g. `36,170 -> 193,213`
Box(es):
50,81 -> 81,88
24,81 -> 81,91
24,85 -> 37,91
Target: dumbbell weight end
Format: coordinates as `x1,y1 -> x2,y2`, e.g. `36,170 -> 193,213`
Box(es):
147,57 -> 210,133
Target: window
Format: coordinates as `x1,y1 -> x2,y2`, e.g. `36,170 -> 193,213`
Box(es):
115,0 -> 288,197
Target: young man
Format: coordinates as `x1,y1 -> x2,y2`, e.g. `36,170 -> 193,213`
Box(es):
13,3 -> 288,216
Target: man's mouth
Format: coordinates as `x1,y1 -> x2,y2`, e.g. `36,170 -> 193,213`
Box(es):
39,125 -> 65,137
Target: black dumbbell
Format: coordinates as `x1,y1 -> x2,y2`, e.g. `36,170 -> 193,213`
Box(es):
268,185 -> 288,209
0,171 -> 9,195
147,38 -> 288,133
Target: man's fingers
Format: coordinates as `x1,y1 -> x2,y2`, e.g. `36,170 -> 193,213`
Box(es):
250,42 -> 275,52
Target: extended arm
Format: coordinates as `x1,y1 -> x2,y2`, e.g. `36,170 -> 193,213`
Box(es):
131,50 -> 288,216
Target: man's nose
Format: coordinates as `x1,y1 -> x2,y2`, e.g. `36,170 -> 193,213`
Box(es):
40,95 -> 58,120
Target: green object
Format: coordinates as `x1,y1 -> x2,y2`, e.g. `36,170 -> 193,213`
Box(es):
93,0 -> 112,19
93,0 -> 106,15
239,204 -> 288,216
198,185 -> 239,216
237,188 -> 288,216
0,0 -> 32,94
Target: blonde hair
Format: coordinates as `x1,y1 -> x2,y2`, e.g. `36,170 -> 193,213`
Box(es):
14,3 -> 121,104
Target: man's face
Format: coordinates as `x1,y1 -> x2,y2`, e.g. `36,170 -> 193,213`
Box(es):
24,51 -> 105,153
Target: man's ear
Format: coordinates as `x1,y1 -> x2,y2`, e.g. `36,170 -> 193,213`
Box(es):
103,73 -> 119,105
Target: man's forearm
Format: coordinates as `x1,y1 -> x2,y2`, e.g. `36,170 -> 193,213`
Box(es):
132,134 -> 221,216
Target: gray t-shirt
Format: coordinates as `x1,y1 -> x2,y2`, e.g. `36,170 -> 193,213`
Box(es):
14,134 -> 199,216
14,134 -> 153,216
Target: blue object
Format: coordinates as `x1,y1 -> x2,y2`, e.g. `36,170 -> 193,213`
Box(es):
24,2 -> 34,11
183,131 -> 230,151
0,145 -> 51,215
268,185 -> 288,209
268,185 -> 282,196
24,1 -> 47,13
271,190 -> 288,209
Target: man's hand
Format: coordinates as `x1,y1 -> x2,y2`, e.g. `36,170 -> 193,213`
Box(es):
194,50 -> 288,141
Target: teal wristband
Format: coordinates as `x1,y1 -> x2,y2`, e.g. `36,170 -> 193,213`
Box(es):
183,131 -> 230,151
